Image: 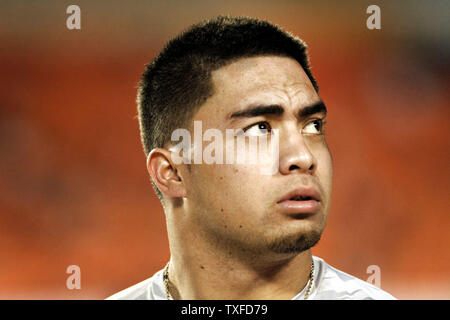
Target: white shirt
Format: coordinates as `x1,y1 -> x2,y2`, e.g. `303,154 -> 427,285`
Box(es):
106,256 -> 396,300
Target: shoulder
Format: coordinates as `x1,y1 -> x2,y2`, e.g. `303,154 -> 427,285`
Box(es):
312,256 -> 396,300
105,268 -> 166,300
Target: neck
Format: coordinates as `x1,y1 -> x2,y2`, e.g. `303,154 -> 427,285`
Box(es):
166,216 -> 313,299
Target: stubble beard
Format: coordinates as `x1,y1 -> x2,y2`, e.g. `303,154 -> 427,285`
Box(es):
199,215 -> 327,263
267,225 -> 324,255
191,190 -> 328,262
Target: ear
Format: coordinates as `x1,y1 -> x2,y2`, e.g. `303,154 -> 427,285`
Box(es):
147,148 -> 187,198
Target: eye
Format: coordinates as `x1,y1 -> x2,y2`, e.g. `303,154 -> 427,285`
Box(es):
243,121 -> 272,136
302,119 -> 324,135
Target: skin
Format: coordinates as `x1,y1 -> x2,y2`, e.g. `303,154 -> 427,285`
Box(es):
148,55 -> 333,299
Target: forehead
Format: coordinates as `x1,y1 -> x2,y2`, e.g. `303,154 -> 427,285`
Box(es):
202,55 -> 319,118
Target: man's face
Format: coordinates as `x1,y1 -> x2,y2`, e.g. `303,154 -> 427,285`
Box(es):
180,55 -> 332,259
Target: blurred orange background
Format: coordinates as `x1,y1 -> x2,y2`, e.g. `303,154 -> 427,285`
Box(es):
0,1 -> 448,299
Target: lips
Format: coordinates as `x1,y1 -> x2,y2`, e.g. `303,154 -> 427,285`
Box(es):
277,187 -> 322,215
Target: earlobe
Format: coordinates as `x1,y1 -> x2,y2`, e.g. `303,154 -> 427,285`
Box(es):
147,148 -> 187,198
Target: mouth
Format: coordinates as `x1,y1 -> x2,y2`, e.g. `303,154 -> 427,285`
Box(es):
277,187 -> 322,215
288,195 -> 317,201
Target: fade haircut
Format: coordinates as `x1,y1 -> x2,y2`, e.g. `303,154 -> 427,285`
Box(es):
137,15 -> 319,200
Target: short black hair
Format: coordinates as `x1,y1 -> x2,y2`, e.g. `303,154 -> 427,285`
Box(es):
137,15 -> 319,199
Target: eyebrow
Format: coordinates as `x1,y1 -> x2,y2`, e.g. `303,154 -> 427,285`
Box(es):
229,100 -> 327,119
299,101 -> 327,118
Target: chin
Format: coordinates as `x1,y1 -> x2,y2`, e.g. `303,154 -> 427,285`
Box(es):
267,226 -> 324,255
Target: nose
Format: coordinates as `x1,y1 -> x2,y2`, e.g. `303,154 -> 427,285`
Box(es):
278,130 -> 317,175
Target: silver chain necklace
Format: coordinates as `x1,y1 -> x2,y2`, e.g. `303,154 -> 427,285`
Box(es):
163,260 -> 314,300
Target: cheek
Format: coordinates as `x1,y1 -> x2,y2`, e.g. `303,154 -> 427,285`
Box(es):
316,146 -> 333,196
190,164 -> 242,200
188,164 -> 264,230
191,163 -> 265,208
306,136 -> 332,171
